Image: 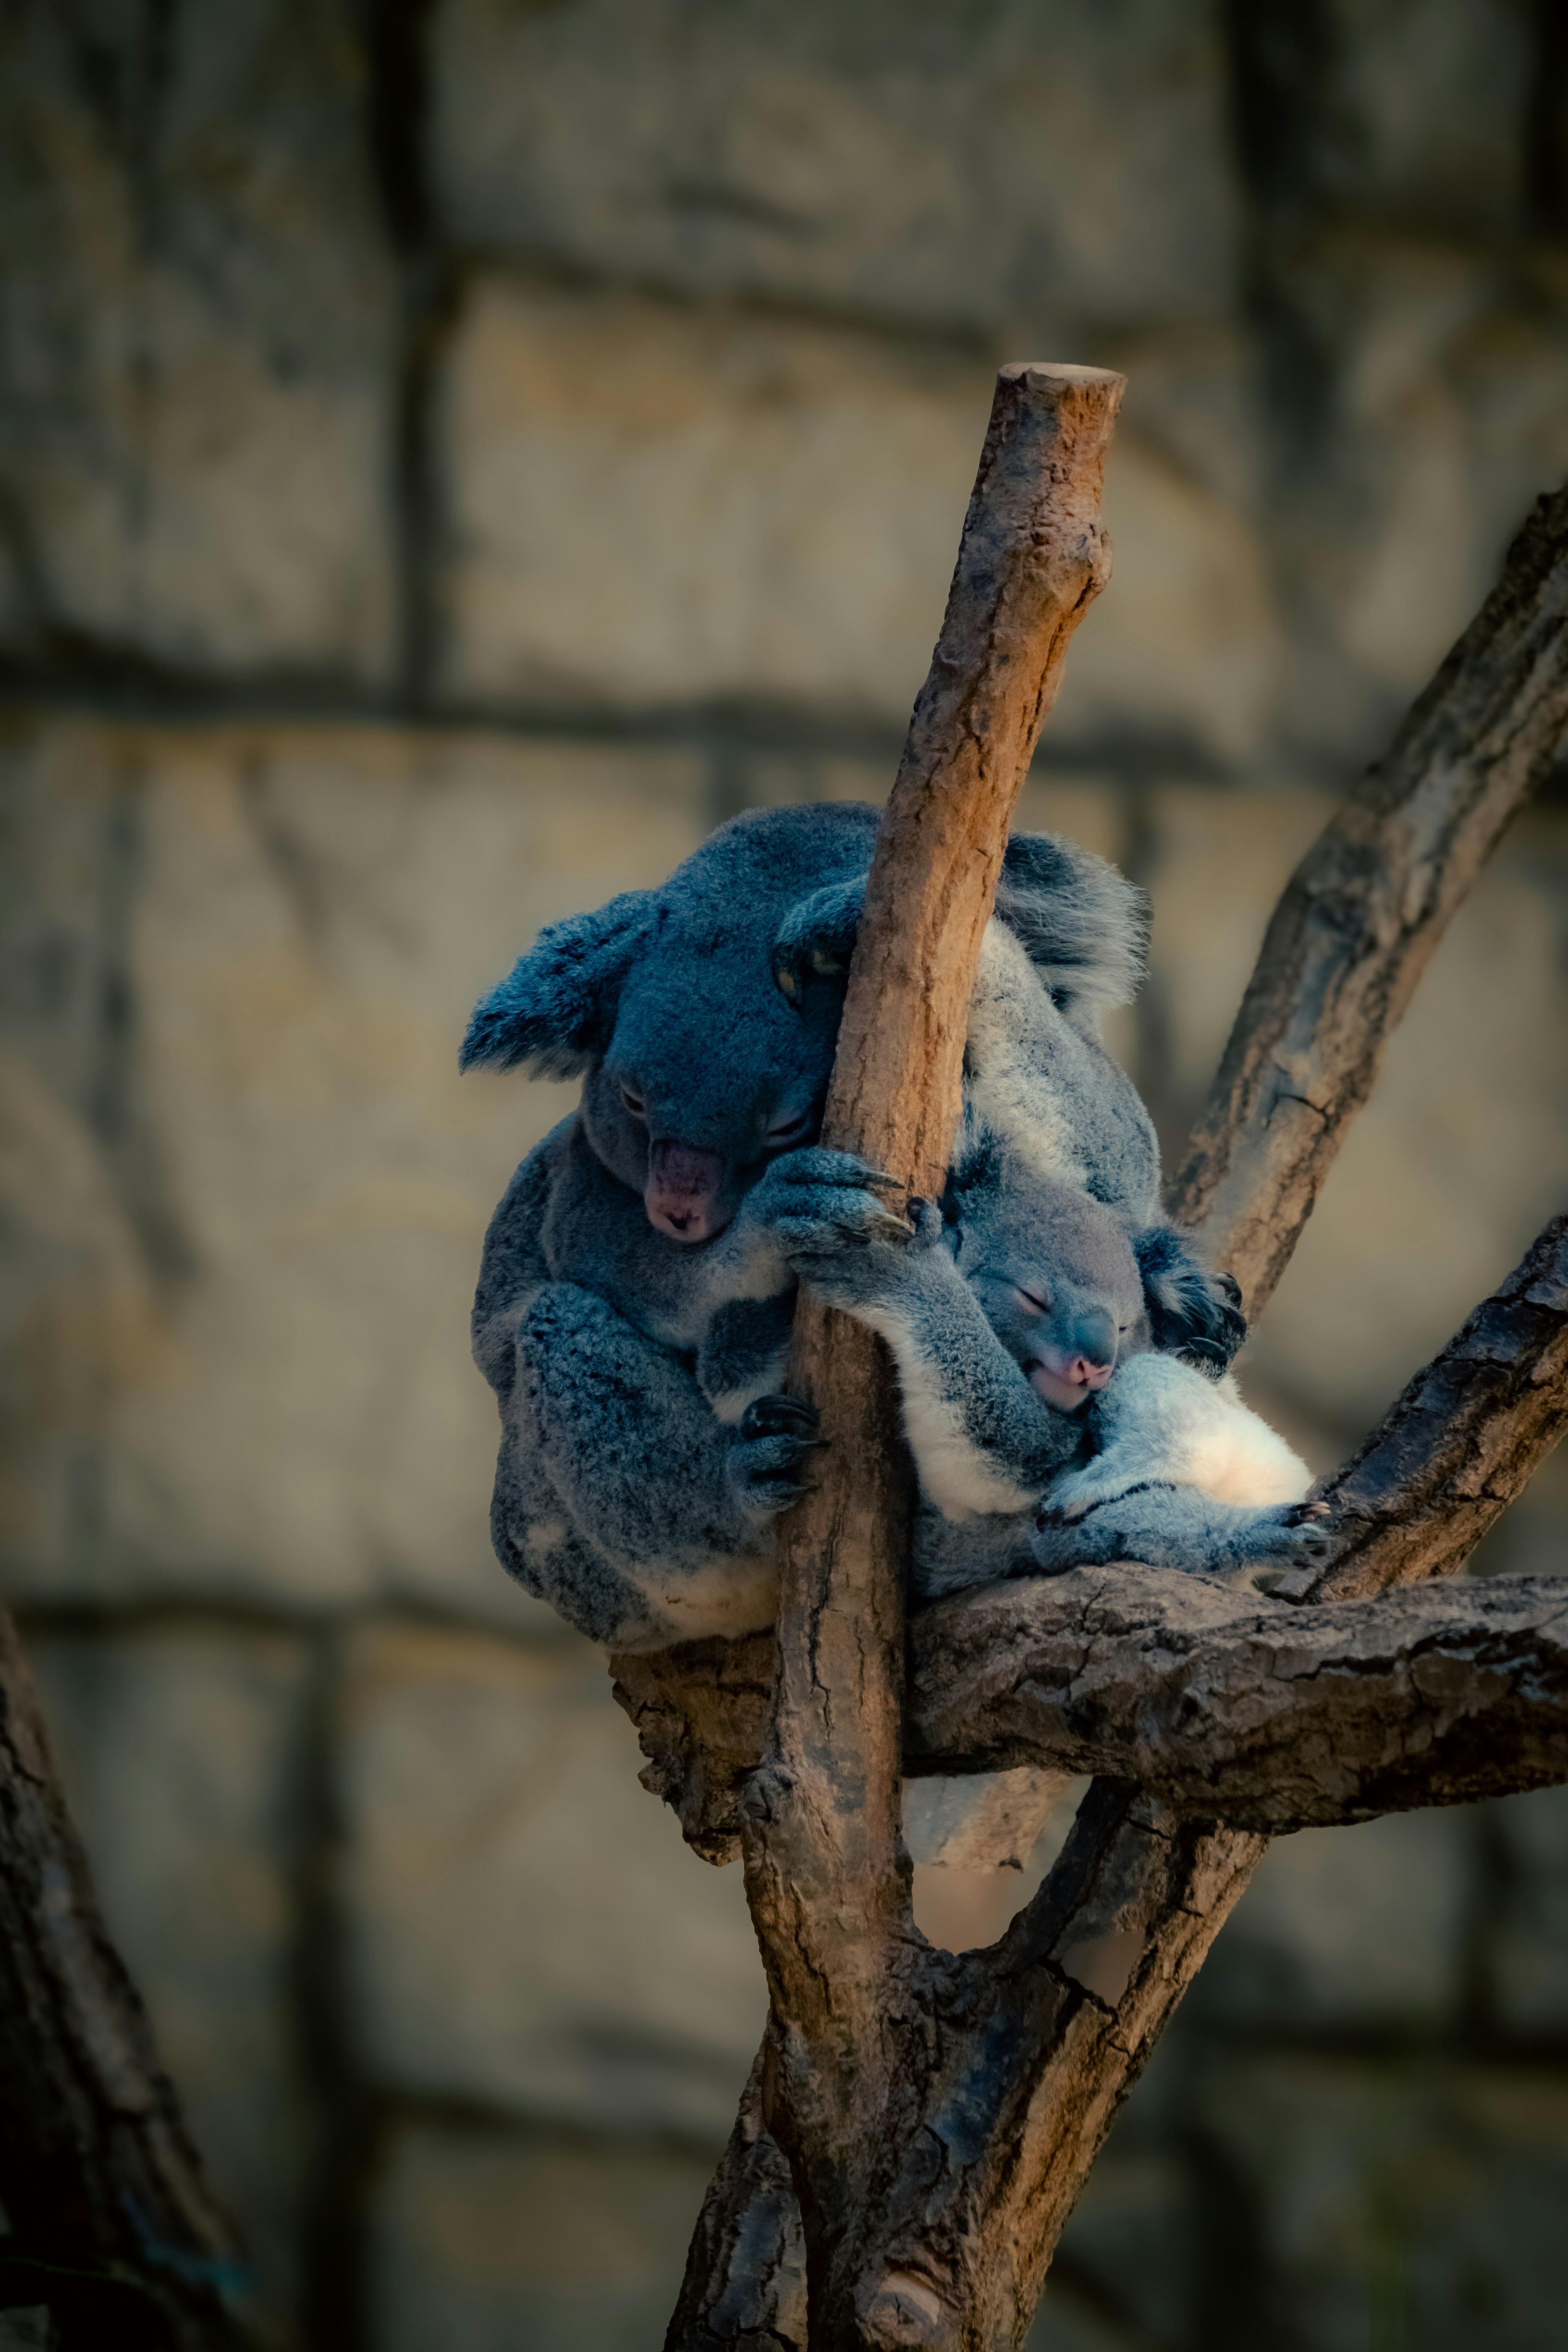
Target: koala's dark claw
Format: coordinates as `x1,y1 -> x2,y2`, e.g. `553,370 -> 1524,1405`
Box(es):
740,1394 -> 821,1442
1285,1498 -> 1331,1524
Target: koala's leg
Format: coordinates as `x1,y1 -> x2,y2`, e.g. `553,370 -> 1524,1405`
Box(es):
1030,1486 -> 1332,1584
911,1502 -> 1038,1601
489,1417 -> 668,1649
519,1284 -> 754,1566
748,1150 -> 1078,1517
472,1125 -> 563,1396
696,1291 -> 797,1423
507,1283 -> 812,1648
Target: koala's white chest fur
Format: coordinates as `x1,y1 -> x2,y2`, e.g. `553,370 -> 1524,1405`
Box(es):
1048,1351 -> 1311,1521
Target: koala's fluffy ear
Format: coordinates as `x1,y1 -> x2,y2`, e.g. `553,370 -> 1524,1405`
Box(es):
460,889 -> 657,1077
996,833 -> 1149,1027
1133,1225 -> 1247,1374
771,876 -> 866,1006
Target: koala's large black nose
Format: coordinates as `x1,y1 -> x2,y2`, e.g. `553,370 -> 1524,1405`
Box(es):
1066,1306 -> 1118,1383
645,1140 -> 727,1242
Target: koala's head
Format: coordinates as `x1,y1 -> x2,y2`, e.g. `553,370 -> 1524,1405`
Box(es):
461,805 -> 880,1242
944,1132 -> 1245,1410
463,804 -> 1151,1247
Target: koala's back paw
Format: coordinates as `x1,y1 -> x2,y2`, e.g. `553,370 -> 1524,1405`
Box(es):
1028,1509 -> 1131,1573
1246,1501 -> 1333,1559
729,1394 -> 824,1516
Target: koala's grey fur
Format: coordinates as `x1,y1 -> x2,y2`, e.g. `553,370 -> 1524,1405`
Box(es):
754,1134 -> 1325,1597
466,804 -> 1161,1650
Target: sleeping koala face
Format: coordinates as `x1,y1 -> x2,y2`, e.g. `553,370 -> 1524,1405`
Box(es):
463,804 -> 880,1244
463,802 -> 1154,1249
950,1156 -> 1151,1411
581,945 -> 841,1241
945,1132 -> 1246,1409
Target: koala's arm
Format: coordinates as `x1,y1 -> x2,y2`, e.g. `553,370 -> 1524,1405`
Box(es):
1044,1352 -> 1311,1521
494,1281 -> 816,1650
516,1285 -> 751,1560
472,1122 -> 571,1399
749,1149 -> 1080,1518
1030,1486 -> 1330,1587
1031,1352 -> 1326,1585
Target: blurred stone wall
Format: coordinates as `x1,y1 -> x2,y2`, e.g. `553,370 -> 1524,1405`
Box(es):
1,5 -> 1566,2349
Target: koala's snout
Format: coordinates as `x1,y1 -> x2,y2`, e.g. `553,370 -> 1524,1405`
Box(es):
645,1140 -> 727,1242
1029,1305 -> 1118,1410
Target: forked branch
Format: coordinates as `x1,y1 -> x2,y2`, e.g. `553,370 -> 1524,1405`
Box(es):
744,361 -> 1125,2349
658,474 -> 1568,2348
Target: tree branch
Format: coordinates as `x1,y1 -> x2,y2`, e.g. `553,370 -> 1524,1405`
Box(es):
618,1214 -> 1568,1853
742,362 -> 1124,2349
654,479 -> 1568,2350
1167,484 -> 1568,1316
0,1609 -> 249,2348
910,1568 -> 1568,1828
1287,1213 -> 1568,1602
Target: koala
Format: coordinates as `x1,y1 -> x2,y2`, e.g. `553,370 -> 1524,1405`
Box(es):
464,804 -> 1156,1650
749,1129 -> 1326,1596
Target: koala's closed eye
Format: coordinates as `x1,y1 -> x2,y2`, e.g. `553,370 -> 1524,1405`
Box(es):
765,1108 -> 813,1143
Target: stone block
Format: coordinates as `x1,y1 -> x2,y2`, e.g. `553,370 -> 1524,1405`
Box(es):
1490,1782 -> 1568,2032
1194,2054 -> 1568,2350
436,276 -> 1281,765
1144,792 -> 1568,1440
0,715 -> 708,1613
1237,0 -> 1532,233
28,1624 -> 312,2327
430,0 -> 1240,338
0,1 -> 396,682
1262,231 -> 1568,769
336,1625 -> 765,2140
1138,781 -> 1333,1141
368,2119 -> 715,2352
1196,1810 -> 1469,2031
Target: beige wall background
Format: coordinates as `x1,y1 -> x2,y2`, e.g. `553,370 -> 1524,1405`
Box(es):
2,4 -> 1567,2348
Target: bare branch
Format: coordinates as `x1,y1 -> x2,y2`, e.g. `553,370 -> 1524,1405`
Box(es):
1168,485 -> 1568,1314
660,467 -> 1568,2350
620,1558 -> 1568,1852
911,1568 -> 1568,1829
1285,1214 -> 1568,1603
745,361 -> 1124,2344
0,1608 -> 248,2348
663,2055 -> 806,2349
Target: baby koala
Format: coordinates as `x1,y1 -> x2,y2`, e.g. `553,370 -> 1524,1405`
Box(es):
754,1128 -> 1328,1594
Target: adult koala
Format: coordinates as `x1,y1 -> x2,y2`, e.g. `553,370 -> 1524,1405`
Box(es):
465,803 -> 1163,1650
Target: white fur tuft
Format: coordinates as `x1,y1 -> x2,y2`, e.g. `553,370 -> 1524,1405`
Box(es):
1047,1352 -> 1311,1519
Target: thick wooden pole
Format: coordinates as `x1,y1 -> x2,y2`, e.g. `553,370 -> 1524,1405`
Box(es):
741,363 -> 1123,2348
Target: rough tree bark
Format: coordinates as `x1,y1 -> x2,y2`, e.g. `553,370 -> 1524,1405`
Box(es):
617,1218 -> 1568,1843
0,1608 -> 249,2350
742,361 -> 1124,2351
643,478 -> 1568,2347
